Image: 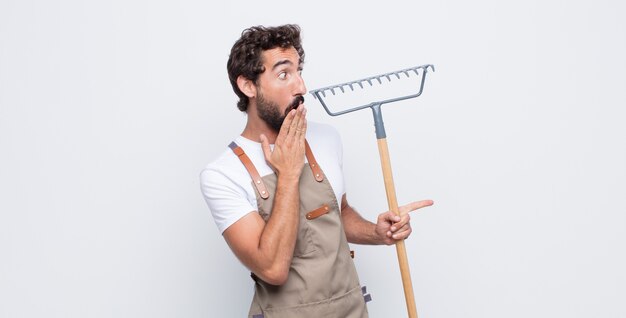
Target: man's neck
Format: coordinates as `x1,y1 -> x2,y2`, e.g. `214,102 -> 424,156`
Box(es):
241,107 -> 278,144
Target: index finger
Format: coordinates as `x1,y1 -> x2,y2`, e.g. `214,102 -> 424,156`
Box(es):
400,200 -> 434,215
276,109 -> 297,142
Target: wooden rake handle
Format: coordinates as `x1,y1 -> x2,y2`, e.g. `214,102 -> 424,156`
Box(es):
370,104 -> 418,318
377,137 -> 418,318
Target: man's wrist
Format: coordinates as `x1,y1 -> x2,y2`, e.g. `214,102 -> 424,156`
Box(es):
277,172 -> 301,185
371,223 -> 386,245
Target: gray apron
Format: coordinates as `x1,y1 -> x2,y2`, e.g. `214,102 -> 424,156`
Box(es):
229,140 -> 369,318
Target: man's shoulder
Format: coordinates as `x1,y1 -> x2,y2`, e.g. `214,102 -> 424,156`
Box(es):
200,145 -> 247,185
203,145 -> 236,171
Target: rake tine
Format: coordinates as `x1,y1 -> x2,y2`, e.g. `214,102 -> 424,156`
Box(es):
309,64 -> 434,118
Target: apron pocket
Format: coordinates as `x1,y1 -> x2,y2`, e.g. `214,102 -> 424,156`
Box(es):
293,219 -> 316,256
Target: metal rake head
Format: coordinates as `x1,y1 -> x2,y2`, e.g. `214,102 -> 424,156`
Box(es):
309,64 -> 435,117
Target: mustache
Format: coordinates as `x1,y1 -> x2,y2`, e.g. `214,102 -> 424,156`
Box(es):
285,95 -> 305,115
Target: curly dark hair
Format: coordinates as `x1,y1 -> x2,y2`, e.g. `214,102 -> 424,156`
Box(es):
227,24 -> 305,112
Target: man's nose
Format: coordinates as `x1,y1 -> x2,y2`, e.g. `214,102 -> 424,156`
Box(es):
293,73 -> 307,96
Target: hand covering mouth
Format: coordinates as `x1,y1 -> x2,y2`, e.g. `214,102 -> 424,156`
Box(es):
285,95 -> 305,115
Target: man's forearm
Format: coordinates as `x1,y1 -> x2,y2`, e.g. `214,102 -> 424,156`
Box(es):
341,205 -> 384,245
255,175 -> 300,283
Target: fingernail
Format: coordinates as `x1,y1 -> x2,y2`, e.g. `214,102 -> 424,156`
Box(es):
391,227 -> 396,231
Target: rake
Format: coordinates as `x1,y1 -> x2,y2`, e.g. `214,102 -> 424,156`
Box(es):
310,64 -> 435,318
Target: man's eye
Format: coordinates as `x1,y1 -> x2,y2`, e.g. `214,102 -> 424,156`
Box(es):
278,72 -> 287,80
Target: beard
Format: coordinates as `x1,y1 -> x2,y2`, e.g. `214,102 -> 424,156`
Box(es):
257,93 -> 304,132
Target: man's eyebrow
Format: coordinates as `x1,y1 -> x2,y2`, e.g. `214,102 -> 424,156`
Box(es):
272,59 -> 293,70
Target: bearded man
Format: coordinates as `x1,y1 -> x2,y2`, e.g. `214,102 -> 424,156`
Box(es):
200,24 -> 433,318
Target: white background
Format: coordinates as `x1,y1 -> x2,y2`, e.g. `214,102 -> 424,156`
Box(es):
1,0 -> 625,317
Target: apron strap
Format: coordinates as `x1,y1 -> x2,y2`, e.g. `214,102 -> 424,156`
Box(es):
229,139 -> 323,199
229,142 -> 270,200
305,140 -> 324,182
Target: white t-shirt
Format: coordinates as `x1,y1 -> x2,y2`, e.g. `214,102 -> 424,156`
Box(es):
200,121 -> 346,234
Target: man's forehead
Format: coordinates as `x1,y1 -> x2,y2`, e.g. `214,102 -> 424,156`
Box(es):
261,47 -> 300,69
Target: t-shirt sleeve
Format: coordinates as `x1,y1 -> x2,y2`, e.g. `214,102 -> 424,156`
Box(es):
200,167 -> 256,234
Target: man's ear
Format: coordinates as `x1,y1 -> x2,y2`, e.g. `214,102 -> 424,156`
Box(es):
236,76 -> 257,99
